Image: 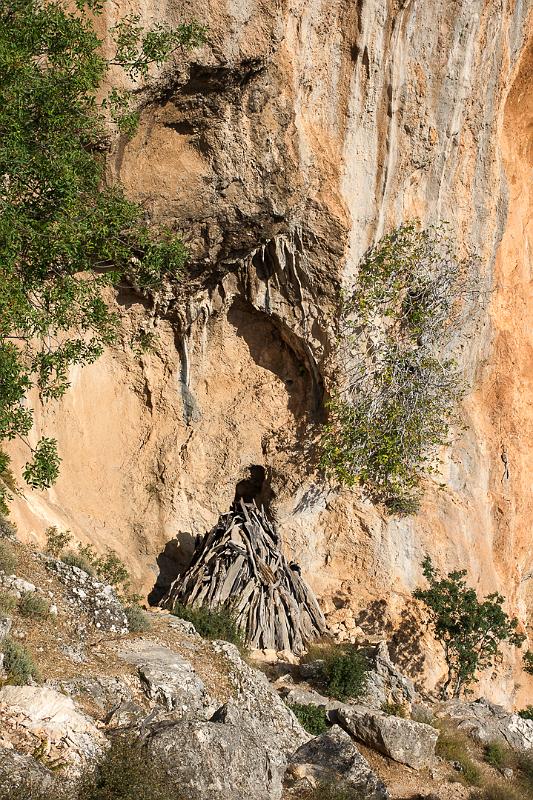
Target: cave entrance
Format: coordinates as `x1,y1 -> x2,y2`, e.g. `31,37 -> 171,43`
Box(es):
234,464 -> 273,511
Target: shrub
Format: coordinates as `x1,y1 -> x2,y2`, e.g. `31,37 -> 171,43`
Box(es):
523,650 -> 533,675
18,592 -> 50,619
414,556 -> 525,698
0,516 -> 17,540
518,706 -> 533,721
77,735 -> 185,800
45,527 -> 72,558
288,703 -> 329,735
172,602 -> 243,647
0,592 -> 17,613
435,725 -> 481,786
0,542 -> 17,575
472,785 -> 524,800
2,638 -> 40,684
484,740 -> 511,770
321,222 -> 478,512
125,605 -> 150,633
314,644 -> 368,702
61,551 -> 95,576
381,701 -> 407,718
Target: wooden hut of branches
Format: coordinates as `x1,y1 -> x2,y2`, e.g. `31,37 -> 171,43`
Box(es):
161,500 -> 326,654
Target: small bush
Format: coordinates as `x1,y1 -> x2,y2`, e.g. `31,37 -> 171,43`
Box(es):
18,592 -> 50,619
473,785 -> 523,800
61,551 -> 95,576
484,740 -> 511,770
317,644 -> 368,701
381,701 -> 407,718
172,602 -> 244,647
519,706 -> 533,721
45,526 -> 72,558
0,592 -> 17,613
288,703 -> 329,735
2,637 -> 40,684
435,725 -> 481,786
125,605 -> 150,633
77,735 -> 185,800
0,541 -> 17,575
0,516 -> 17,540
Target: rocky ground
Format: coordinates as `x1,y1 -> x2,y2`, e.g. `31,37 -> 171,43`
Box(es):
1,533 -> 533,800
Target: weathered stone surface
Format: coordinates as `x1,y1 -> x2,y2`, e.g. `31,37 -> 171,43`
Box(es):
442,698 -> 533,752
46,558 -> 127,633
0,747 -> 54,792
0,575 -> 35,595
147,705 -> 285,800
288,726 -> 389,800
361,643 -> 417,710
118,639 -> 214,715
335,705 -> 438,769
213,641 -> 309,758
0,614 -> 12,641
0,686 -> 106,769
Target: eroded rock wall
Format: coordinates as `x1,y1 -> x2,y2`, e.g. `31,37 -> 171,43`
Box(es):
8,0 -> 533,705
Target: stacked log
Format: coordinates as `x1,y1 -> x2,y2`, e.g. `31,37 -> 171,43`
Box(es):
161,500 -> 326,654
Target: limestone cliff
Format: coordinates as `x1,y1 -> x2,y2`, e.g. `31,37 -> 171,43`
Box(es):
7,0 -> 533,706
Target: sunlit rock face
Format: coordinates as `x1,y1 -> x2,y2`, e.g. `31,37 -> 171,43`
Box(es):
9,0 -> 533,706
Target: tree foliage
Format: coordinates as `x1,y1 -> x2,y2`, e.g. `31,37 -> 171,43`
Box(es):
414,556 -> 525,698
321,222 -> 478,514
0,0 -> 205,512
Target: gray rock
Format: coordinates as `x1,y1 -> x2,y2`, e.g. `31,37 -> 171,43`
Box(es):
442,697 -> 533,752
281,686 -> 331,707
119,639 -> 214,715
0,747 -> 54,793
45,557 -> 127,633
167,615 -> 199,636
335,705 -> 438,769
0,614 -> 12,641
147,705 -> 285,800
56,676 -> 133,712
288,726 -> 389,800
360,642 -> 416,710
0,575 -> 36,595
213,641 -> 309,758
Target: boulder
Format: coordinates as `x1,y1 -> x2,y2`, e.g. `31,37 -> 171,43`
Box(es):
0,614 -> 12,641
147,704 -> 285,800
442,698 -> 533,752
360,642 -> 417,710
0,747 -> 55,793
213,641 -> 309,758
335,705 -> 438,769
0,686 -> 106,770
287,726 -> 389,800
45,557 -> 127,633
118,639 -> 215,716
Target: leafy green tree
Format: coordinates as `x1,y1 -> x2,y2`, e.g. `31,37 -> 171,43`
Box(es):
0,0 -> 205,512
321,222 -> 478,514
414,556 -> 525,698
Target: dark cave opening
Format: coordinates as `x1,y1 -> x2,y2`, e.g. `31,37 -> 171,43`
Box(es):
233,464 -> 274,510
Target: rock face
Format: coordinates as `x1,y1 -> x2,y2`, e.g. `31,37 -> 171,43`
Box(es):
335,705 -> 438,769
119,639 -> 214,715
6,0 -> 533,707
213,641 -> 309,758
288,726 -> 389,800
0,686 -> 106,770
146,706 -> 285,800
442,698 -> 533,752
46,558 -> 127,634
